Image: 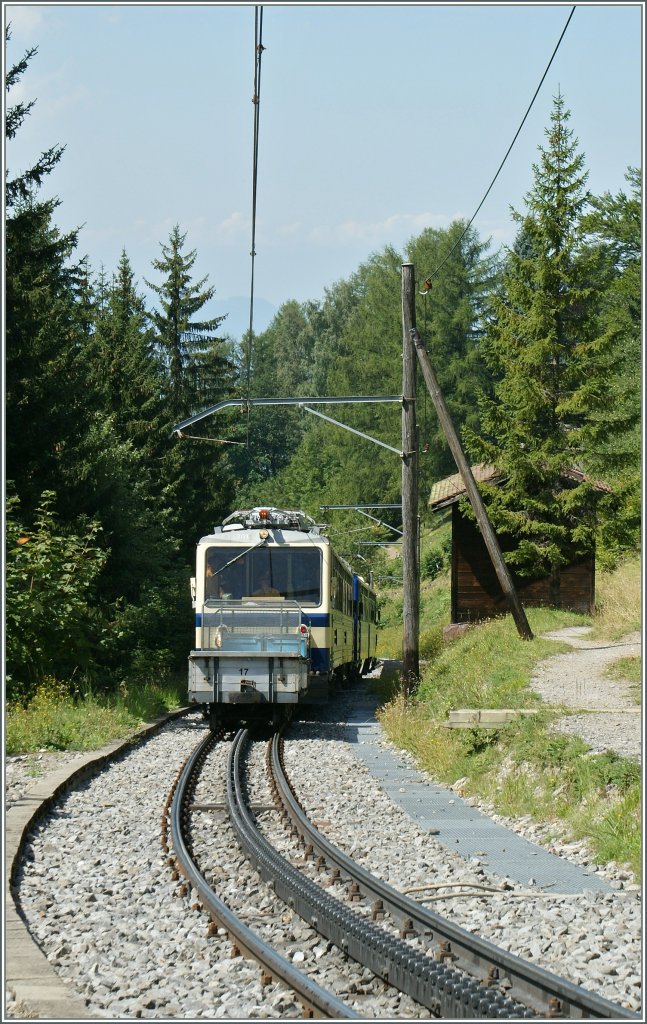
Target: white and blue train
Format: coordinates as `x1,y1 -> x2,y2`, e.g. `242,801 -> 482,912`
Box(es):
188,506 -> 379,729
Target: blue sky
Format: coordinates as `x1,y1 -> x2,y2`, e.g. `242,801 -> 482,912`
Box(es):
4,2 -> 644,339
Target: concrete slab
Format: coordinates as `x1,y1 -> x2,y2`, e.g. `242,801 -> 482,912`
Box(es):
446,708 -> 539,728
7,979 -> 95,1021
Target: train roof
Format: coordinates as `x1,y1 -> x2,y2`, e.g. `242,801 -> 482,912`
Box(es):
199,506 -> 328,545
223,507 -> 324,532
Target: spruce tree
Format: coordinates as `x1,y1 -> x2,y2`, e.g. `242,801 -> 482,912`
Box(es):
89,251 -> 164,457
468,92 -> 612,577
146,225 -> 235,554
5,35 -> 210,691
146,224 -> 229,420
580,168 -> 641,557
406,221 -> 499,496
5,35 -> 89,518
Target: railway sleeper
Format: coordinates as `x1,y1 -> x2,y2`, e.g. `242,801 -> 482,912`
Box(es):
229,732 -> 538,1019
261,862 -> 530,1018
267,734 -> 635,1020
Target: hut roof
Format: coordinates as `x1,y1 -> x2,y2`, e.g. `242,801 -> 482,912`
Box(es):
428,463 -> 611,511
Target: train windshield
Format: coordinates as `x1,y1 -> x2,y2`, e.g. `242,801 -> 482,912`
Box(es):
204,546 -> 322,605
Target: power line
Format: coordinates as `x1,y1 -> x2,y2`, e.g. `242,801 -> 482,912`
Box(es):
428,5 -> 577,282
245,6 -> 264,444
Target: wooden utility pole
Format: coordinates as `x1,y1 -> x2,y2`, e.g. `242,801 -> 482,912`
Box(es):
401,264 -> 420,693
410,323 -> 534,642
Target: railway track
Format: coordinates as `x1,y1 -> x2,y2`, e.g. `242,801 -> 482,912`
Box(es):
166,728 -> 358,1019
167,724 -> 639,1020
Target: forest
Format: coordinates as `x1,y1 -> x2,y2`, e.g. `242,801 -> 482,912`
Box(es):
5,41 -> 641,704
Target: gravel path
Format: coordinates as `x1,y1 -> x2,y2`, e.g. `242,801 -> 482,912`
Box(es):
532,628 -> 641,762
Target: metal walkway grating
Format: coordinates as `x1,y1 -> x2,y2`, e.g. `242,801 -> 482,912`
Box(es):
343,706 -> 612,894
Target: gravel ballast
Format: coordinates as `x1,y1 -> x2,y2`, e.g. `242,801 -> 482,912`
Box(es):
284,698 -> 641,1014
6,648 -> 642,1019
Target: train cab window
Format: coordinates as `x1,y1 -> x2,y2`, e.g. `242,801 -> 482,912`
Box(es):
205,550 -> 245,600
205,546 -> 322,605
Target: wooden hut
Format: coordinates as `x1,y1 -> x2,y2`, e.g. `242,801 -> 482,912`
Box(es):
428,464 -> 609,624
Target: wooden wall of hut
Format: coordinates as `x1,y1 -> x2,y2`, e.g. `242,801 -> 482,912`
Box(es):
451,506 -> 595,622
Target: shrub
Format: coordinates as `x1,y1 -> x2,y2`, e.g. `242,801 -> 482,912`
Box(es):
5,491 -> 107,701
421,534 -> 452,580
419,627 -> 444,661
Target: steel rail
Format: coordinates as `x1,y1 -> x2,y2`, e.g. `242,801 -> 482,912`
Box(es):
169,730 -> 359,1020
229,729 -> 535,1019
270,731 -> 639,1021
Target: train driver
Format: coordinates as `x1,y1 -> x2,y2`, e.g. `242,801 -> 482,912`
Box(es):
253,571 -> 281,597
206,557 -> 233,600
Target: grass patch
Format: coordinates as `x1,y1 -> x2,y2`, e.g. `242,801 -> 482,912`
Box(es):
376,515 -> 453,661
591,555 -> 641,640
377,570 -> 451,661
377,579 -> 642,878
604,655 -> 642,688
415,608 -> 586,715
6,676 -> 186,755
573,785 -> 642,868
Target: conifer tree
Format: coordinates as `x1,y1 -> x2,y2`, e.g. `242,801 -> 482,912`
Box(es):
146,224 -> 229,420
5,33 -> 215,696
468,92 -> 612,576
406,221 -> 499,495
89,251 -> 164,457
5,34 -> 89,518
580,167 -> 641,557
146,225 -> 235,555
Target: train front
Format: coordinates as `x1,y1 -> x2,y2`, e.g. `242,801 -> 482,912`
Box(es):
188,507 -> 325,727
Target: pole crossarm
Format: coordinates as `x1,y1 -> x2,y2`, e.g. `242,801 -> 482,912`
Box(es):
357,541 -> 403,547
321,504 -> 402,510
172,395 -> 403,436
354,508 -> 404,536
300,405 -> 403,456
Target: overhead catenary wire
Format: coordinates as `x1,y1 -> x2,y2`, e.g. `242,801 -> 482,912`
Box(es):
427,5 -> 577,284
245,5 -> 265,445
174,10 -> 264,451
175,432 -> 245,446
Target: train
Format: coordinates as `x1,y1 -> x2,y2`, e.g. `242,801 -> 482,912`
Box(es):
187,506 -> 379,729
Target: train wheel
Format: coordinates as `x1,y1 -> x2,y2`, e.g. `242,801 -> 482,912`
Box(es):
270,706 -> 293,729
208,705 -> 236,734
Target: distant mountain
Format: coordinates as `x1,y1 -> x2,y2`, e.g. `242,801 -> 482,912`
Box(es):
212,296 -> 278,342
